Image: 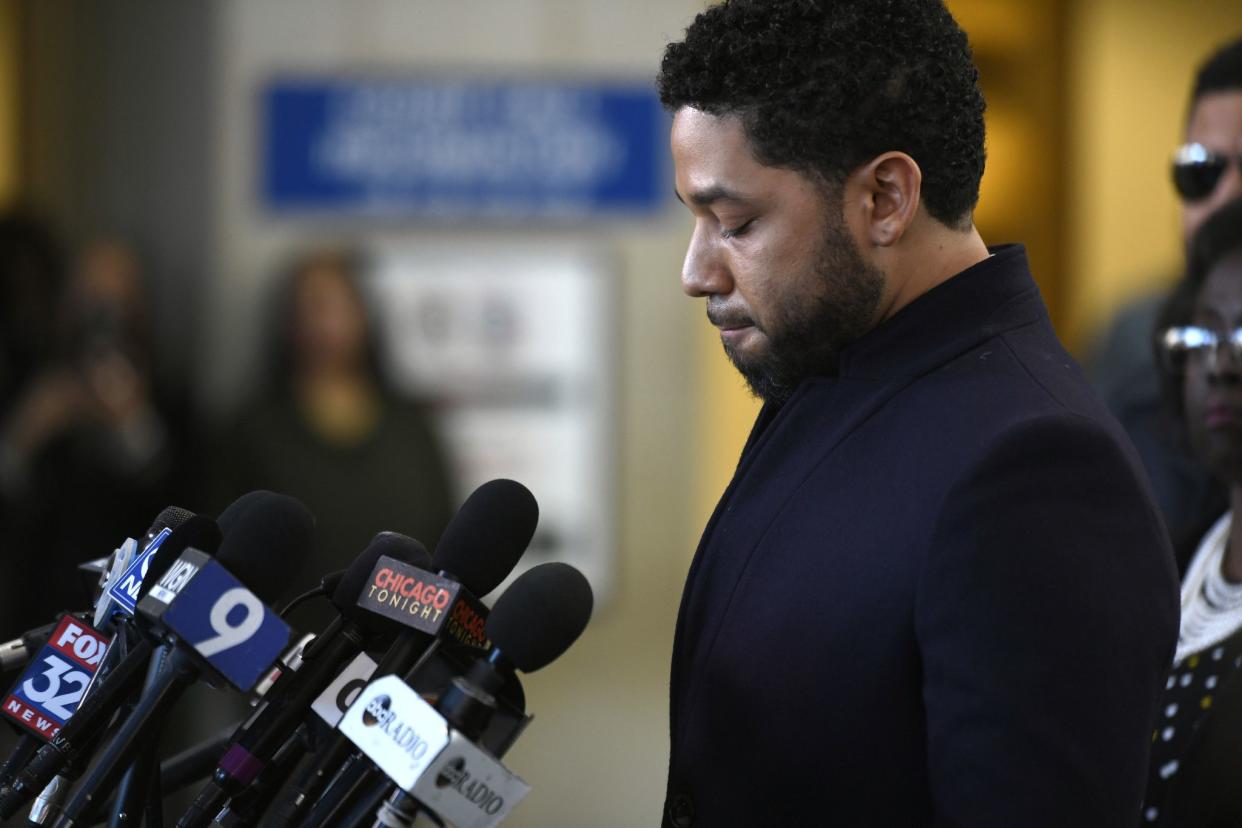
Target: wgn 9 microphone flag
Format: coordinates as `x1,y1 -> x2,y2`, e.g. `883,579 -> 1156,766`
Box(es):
138,547 -> 292,692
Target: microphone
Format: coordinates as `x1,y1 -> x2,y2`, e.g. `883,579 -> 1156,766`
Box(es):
484,561 -> 594,666
176,532 -> 428,828
103,502 -> 278,826
444,560 -> 595,716
0,505 -> 192,678
95,505 -> 199,626
0,615 -> 113,744
271,480 -> 537,828
48,491 -> 313,828
358,562 -> 594,828
0,509 -> 221,819
0,613 -> 95,795
433,479 -> 541,596
364,478 -> 541,677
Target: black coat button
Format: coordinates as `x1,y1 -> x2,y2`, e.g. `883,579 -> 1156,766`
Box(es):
667,793 -> 695,828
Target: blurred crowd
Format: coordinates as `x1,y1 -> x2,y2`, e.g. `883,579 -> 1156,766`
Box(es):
0,215 -> 455,638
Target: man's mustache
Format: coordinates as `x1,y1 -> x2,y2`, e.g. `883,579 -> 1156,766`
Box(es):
706,299 -> 757,330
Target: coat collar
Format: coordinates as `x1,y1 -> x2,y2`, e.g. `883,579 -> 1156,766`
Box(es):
838,243 -> 1045,381
737,244 -> 1046,458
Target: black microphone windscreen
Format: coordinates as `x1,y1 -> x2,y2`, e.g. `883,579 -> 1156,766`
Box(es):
150,505 -> 195,535
332,531 -> 430,615
433,479 -> 538,597
137,515 -> 224,600
215,491 -> 315,605
215,490 -> 263,537
486,562 -> 593,673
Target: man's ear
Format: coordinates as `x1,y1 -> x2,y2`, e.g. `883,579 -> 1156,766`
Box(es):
847,151 -> 922,247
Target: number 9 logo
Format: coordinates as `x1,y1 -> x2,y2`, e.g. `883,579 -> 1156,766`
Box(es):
196,588 -> 266,657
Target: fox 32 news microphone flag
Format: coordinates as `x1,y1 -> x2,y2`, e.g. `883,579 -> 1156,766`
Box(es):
0,513 -> 190,744
2,617 -> 110,742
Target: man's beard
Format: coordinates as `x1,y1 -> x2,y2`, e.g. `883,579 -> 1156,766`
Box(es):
720,218 -> 884,405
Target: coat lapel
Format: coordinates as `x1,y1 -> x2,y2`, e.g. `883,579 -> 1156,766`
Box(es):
670,371 -> 911,751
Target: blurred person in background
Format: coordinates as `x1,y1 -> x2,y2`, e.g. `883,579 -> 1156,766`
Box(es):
0,233 -> 190,637
1145,196 -> 1242,826
208,247 -> 455,632
1088,37 -> 1242,551
0,211 -> 65,635
0,212 -> 62,413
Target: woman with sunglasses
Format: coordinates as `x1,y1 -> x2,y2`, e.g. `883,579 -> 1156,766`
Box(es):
1145,196 -> 1242,826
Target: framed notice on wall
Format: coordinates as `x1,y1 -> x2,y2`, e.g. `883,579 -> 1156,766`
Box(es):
367,243 -> 616,604
261,76 -> 667,219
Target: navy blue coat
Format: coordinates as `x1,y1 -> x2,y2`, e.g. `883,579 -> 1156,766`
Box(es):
663,246 -> 1180,827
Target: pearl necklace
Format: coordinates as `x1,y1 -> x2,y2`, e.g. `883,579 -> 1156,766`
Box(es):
1177,511 -> 1242,664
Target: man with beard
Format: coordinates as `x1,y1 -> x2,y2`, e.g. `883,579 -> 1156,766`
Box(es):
657,2 -> 1179,826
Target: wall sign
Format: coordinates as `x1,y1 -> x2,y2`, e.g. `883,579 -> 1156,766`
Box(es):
370,243 -> 616,604
262,77 -> 667,217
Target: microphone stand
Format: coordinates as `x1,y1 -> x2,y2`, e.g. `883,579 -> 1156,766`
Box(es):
342,777 -> 401,828
54,646 -> 197,828
109,641 -> 175,828
29,666 -> 148,826
367,658 -> 509,828
210,724 -> 313,826
110,739 -> 161,828
159,727 -> 235,796
0,734 -> 38,787
293,756 -> 380,828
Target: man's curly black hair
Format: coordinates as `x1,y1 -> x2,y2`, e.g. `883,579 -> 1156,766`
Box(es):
657,0 -> 986,229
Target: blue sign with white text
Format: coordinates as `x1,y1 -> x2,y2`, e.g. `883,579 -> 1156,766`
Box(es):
161,560 -> 291,691
262,77 -> 668,217
106,527 -> 173,616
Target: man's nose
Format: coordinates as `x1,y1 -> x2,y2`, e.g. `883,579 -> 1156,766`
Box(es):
681,223 -> 732,298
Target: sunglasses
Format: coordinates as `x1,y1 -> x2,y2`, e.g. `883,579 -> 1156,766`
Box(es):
1159,325 -> 1242,372
1172,143 -> 1242,202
